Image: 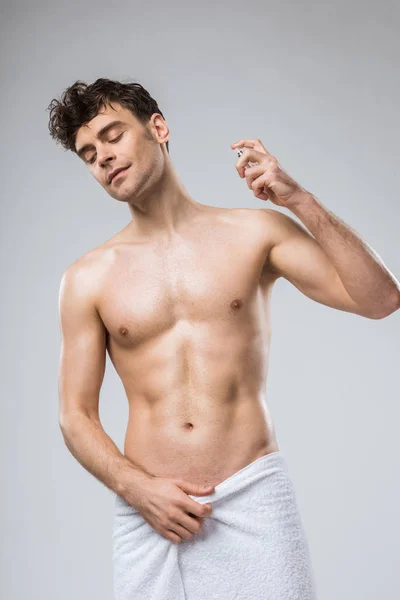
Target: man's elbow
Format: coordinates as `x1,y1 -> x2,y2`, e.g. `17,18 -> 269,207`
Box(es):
362,293 -> 400,319
58,409 -> 92,436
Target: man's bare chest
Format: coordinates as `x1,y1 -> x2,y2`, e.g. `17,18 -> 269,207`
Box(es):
96,217 -> 273,347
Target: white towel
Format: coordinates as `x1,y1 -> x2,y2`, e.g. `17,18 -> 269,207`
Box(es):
112,451 -> 318,599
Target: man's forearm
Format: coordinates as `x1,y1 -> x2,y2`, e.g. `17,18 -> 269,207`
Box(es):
59,412 -> 154,500
290,191 -> 400,316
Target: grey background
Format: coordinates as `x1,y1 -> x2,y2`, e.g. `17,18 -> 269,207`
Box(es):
1,0 -> 399,598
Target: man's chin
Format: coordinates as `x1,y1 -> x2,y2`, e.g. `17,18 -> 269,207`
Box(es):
109,188 -> 137,203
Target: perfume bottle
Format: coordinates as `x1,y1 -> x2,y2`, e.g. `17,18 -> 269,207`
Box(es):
236,147 -> 259,169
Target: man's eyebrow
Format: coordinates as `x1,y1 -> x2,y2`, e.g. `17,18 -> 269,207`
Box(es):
76,120 -> 126,158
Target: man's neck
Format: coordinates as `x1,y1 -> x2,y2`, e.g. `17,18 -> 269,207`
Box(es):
126,167 -> 201,239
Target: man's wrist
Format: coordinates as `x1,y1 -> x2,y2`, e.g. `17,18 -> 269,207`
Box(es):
286,190 -> 319,215
114,460 -> 155,498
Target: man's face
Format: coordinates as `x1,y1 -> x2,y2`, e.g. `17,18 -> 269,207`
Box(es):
74,102 -> 167,202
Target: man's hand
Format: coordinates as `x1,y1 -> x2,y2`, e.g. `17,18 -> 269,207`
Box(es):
231,138 -> 308,210
124,476 -> 215,544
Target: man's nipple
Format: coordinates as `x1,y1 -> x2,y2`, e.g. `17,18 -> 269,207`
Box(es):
230,298 -> 243,310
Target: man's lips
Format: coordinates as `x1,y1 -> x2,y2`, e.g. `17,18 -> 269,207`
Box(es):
109,166 -> 130,184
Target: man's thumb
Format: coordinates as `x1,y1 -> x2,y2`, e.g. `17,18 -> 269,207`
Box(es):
176,481 -> 215,494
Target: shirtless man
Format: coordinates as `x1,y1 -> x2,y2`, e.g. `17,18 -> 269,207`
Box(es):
51,80 -> 400,564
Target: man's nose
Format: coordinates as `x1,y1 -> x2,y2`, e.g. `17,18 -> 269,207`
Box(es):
98,149 -> 115,167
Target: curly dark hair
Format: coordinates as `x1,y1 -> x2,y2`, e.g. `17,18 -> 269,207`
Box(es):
46,77 -> 169,155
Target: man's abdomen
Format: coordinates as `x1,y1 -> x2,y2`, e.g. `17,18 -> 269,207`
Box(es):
122,390 -> 279,488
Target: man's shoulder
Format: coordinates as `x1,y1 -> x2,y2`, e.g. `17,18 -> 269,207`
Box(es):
214,205 -> 272,227
59,241 -> 115,303
255,206 -> 308,243
221,205 -> 286,225
255,205 -> 290,226
62,243 -> 108,277
223,205 -> 290,238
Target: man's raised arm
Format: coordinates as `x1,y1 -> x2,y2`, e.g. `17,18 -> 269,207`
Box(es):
231,137 -> 400,319
58,261 -> 153,502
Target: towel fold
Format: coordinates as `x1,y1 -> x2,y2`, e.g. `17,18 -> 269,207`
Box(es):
112,450 -> 318,599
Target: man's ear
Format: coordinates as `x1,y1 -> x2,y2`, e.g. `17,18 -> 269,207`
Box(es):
150,113 -> 169,147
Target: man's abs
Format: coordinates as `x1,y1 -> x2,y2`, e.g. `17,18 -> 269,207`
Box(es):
123,391 -> 278,488
94,206 -> 280,487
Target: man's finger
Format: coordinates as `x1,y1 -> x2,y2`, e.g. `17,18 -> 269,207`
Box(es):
231,138 -> 272,157
235,148 -> 268,178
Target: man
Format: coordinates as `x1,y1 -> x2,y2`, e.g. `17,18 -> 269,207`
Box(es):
49,78 -> 400,599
